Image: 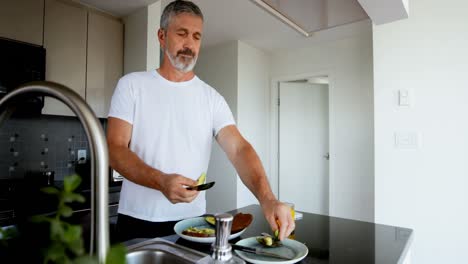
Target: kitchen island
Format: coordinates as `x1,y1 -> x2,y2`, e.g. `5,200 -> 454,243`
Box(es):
154,204 -> 413,264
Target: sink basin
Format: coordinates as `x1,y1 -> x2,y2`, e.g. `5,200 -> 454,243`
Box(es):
126,238 -> 209,264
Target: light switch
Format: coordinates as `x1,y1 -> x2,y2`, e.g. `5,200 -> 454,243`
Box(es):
395,132 -> 420,149
398,89 -> 411,106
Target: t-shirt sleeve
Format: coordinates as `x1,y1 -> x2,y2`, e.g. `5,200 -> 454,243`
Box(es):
212,93 -> 236,136
108,76 -> 135,124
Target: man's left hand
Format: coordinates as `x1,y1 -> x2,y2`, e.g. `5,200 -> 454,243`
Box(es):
260,200 -> 295,241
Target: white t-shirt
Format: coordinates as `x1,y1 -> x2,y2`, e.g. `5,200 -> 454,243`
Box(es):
108,70 -> 235,222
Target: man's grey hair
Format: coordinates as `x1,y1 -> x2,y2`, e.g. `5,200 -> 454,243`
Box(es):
160,0 -> 204,31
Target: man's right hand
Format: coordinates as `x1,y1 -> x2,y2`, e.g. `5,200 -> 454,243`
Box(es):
159,173 -> 199,203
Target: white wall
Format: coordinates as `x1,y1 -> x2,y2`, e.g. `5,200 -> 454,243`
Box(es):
146,1 -> 161,71
196,40 -> 271,212
270,32 -> 374,222
373,0 -> 468,263
123,1 -> 160,74
196,41 -> 239,213
236,41 -> 271,208
123,7 -> 147,74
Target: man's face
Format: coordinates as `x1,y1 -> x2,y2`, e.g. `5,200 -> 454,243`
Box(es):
160,13 -> 203,73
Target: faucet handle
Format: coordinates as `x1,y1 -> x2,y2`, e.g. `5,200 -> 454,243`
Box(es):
211,213 -> 233,261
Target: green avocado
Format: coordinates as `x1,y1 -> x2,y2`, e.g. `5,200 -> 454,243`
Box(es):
259,236 -> 273,246
274,229 -> 279,240
205,216 -> 216,226
197,173 -> 206,185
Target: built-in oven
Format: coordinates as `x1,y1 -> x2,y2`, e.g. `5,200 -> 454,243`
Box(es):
0,38 -> 48,225
0,37 -> 46,116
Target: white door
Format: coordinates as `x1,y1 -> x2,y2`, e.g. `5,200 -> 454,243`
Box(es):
279,81 -> 329,215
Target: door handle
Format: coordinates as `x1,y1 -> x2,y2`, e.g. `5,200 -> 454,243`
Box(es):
324,153 -> 330,160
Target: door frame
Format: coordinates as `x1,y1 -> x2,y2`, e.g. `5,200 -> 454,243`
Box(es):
269,70 -> 334,202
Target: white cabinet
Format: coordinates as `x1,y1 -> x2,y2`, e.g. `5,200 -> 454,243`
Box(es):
42,0 -> 123,117
42,0 -> 87,116
0,0 -> 123,117
0,0 -> 44,46
86,12 -> 124,118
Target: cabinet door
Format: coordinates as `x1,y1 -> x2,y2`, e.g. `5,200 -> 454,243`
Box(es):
86,12 -> 123,118
42,0 -> 87,116
0,0 -> 44,45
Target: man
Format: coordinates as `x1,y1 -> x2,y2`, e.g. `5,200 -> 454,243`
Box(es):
107,0 -> 294,242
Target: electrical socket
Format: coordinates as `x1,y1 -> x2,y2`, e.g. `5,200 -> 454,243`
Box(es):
77,149 -> 87,164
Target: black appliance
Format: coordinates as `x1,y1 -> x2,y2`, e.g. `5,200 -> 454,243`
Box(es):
0,37 -> 46,116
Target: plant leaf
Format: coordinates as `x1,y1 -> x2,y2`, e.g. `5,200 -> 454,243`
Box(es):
63,193 -> 86,203
63,225 -> 82,242
41,186 -> 60,195
59,205 -> 73,218
73,255 -> 99,264
64,174 -> 82,193
63,225 -> 82,243
17,174 -> 110,263
105,244 -> 127,264
46,242 -> 67,263
50,219 -> 65,240
67,237 -> 85,256
30,214 -> 52,224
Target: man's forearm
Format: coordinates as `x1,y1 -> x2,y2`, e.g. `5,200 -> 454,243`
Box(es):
230,142 -> 276,204
109,144 -> 164,190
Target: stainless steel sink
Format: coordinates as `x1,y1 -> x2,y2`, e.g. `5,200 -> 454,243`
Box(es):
126,238 -> 209,264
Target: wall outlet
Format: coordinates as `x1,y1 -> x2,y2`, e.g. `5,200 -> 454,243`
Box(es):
77,149 -> 87,164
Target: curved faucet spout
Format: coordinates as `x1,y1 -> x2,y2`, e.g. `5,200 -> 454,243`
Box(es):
0,81 -> 109,263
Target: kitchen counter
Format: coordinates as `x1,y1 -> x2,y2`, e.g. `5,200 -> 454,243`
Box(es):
155,204 -> 413,264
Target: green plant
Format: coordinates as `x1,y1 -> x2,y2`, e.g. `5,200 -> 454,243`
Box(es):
30,174 -> 125,264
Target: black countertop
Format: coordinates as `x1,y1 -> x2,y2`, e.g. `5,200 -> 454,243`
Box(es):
157,204 -> 413,264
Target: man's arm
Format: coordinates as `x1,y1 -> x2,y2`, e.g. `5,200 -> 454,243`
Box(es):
216,125 -> 295,240
106,117 -> 198,203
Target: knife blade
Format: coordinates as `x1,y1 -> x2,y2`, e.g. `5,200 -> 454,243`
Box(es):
232,244 -> 293,260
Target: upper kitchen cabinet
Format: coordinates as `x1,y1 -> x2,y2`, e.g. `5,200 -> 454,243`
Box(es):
86,12 -> 124,118
42,0 -> 123,117
42,0 -> 87,116
0,0 -> 44,45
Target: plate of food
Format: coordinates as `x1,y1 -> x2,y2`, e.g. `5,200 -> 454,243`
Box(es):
234,237 -> 308,264
174,213 -> 253,243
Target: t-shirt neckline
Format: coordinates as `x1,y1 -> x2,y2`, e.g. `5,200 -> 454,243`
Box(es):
151,69 -> 198,87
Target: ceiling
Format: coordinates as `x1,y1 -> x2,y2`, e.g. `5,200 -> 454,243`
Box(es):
77,0 -> 372,52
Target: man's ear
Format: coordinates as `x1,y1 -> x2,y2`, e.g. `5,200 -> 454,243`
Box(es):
157,28 -> 165,48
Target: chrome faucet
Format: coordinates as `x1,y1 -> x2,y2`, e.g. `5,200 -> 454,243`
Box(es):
0,81 -> 109,263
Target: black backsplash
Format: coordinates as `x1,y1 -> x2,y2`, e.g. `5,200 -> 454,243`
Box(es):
0,114 -> 107,181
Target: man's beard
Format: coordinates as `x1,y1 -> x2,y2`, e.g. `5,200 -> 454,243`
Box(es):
165,47 -> 198,73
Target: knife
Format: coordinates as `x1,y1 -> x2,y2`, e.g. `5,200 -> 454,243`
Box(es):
186,181 -> 215,191
232,244 -> 293,260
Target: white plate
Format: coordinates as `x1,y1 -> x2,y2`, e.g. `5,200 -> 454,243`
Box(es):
234,237 -> 308,264
174,216 -> 247,243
